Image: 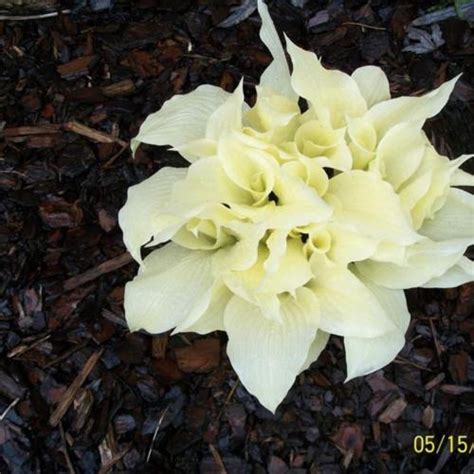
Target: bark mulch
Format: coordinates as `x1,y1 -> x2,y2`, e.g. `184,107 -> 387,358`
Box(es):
0,1 -> 473,472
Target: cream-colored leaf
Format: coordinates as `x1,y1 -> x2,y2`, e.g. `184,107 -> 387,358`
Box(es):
118,167 -> 187,262
124,244 -> 215,333
286,37 -> 367,127
326,222 -> 378,265
352,65 -> 391,108
308,256 -> 397,337
344,272 -> 409,380
224,239 -> 313,308
419,188 -> 474,242
131,85 -> 230,159
224,288 -> 319,412
206,81 -> 245,141
421,256 -> 474,288
245,86 -> 299,132
347,117 -> 377,169
299,330 -> 330,373
257,0 -> 296,100
356,238 -> 472,289
366,75 -> 460,135
373,122 -> 426,190
173,282 -> 231,334
344,273 -> 409,380
327,170 -> 419,245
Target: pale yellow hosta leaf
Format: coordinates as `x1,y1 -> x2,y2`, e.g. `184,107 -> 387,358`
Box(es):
224,239 -> 313,311
170,156 -> 251,212
421,256 -> 474,288
286,37 -> 367,127
257,0 -> 296,100
356,238 -> 472,289
344,272 -> 410,381
206,80 -> 245,141
351,65 -> 391,108
308,255 -> 397,338
124,244 -> 215,333
218,135 -> 277,205
173,282 -> 231,334
224,288 -> 320,413
327,170 -> 419,246
245,86 -> 300,133
326,222 -> 378,265
294,120 -> 352,171
281,156 -> 329,196
264,228 -> 290,274
347,117 -> 377,169
419,188 -> 474,242
172,206 -> 237,251
451,160 -> 474,187
299,330 -> 330,373
400,150 -> 472,229
365,75 -> 460,135
118,167 -> 187,263
131,85 -> 230,159
372,122 -> 426,190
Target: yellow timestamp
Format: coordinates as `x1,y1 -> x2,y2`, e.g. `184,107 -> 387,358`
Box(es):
413,435 -> 474,454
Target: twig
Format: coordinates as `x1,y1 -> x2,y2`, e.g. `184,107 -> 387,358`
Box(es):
49,349 -> 104,427
63,252 -> 134,291
0,10 -> 71,21
7,334 -> 51,358
43,341 -> 89,369
146,405 -> 170,463
102,143 -> 129,168
98,443 -> 132,474
0,397 -> 20,421
342,22 -> 387,31
209,444 -> 228,474
394,356 -> 434,372
59,421 -> 76,474
63,121 -> 128,148
429,319 -> 443,366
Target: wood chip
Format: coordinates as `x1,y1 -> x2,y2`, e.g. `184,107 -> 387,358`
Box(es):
422,405 -> 435,429
57,55 -> 97,78
49,349 -> 104,427
424,372 -> 445,391
378,398 -> 407,424
63,252 -> 134,291
63,121 -> 127,147
101,79 -> 136,97
3,125 -> 61,137
175,338 -> 221,373
439,384 -> 474,395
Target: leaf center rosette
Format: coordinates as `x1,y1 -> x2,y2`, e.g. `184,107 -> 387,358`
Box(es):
119,0 -> 474,412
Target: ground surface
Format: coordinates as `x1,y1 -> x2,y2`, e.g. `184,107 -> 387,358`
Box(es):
0,0 -> 474,473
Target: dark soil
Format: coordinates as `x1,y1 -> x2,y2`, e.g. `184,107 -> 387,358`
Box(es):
0,1 -> 473,473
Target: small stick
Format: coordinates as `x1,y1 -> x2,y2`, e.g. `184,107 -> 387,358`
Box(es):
342,22 -> 387,31
98,443 -> 132,474
63,121 -> 128,148
43,341 -> 89,369
7,334 -> 51,358
3,125 -> 61,137
146,405 -> 170,463
0,10 -> 71,21
59,421 -> 76,474
0,397 -> 20,421
209,444 -> 227,474
49,349 -> 104,427
63,252 -> 133,291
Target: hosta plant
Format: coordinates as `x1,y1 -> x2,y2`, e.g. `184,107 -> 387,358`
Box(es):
119,0 -> 474,412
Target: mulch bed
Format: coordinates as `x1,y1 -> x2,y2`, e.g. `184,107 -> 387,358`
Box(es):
0,1 -> 473,472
